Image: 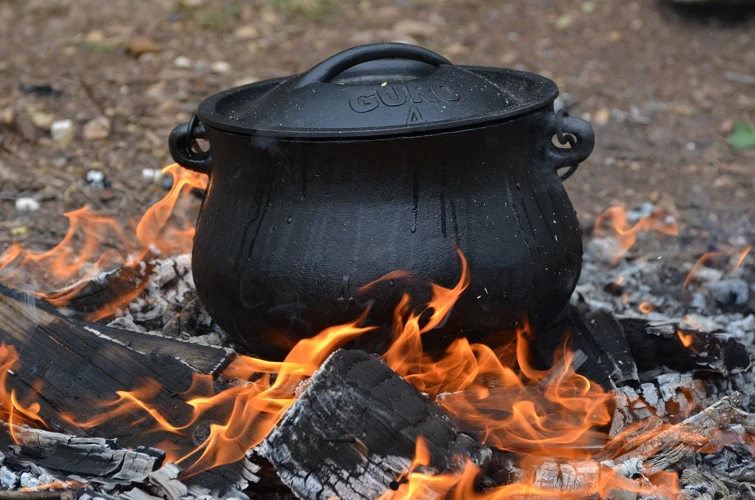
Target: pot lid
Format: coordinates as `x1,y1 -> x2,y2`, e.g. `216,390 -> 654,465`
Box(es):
197,43 -> 559,139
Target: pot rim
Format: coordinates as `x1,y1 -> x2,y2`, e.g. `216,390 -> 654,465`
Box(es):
196,66 -> 559,140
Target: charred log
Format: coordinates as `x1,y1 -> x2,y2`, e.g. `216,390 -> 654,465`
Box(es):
259,349 -> 491,500
618,316 -> 751,376
0,283 -> 232,450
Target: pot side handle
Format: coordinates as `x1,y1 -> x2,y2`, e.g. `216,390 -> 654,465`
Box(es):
547,112 -> 595,181
169,116 -> 212,175
294,43 -> 451,88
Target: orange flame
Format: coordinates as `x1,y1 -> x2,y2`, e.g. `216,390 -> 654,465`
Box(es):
1,162 -> 737,497
0,344 -> 48,443
683,245 -> 752,289
0,164 -> 207,318
677,331 -> 695,348
638,301 -> 654,314
593,206 -> 678,265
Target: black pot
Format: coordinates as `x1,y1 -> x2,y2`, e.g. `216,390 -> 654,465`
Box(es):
169,43 -> 595,360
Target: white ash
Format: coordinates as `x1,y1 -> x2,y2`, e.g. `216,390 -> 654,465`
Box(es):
14,197 -> 40,212
105,254 -> 228,345
0,466 -> 17,489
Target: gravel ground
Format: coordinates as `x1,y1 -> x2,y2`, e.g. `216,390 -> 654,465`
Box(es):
1,0 -> 754,264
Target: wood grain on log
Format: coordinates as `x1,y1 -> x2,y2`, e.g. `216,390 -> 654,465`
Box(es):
260,349 -> 490,500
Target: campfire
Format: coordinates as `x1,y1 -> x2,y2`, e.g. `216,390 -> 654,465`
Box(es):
0,162 -> 753,499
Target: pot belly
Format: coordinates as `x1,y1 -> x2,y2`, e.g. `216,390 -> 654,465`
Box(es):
193,121 -> 582,359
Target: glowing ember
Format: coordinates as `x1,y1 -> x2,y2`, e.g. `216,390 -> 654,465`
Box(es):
683,245 -> 753,290
677,331 -> 696,350
593,206 -> 678,265
638,301 -> 654,314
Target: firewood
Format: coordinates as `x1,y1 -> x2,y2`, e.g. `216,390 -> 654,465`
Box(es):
259,349 -> 491,500
532,305 -> 638,390
618,316 -> 751,376
0,283 -> 232,449
599,392 -> 743,474
2,423 -> 163,484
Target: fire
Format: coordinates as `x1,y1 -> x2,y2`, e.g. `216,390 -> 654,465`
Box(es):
0,164 -> 742,498
638,301 -> 654,314
0,344 -> 48,443
677,331 -> 695,348
0,164 -> 207,319
593,206 -> 678,264
683,245 -> 753,289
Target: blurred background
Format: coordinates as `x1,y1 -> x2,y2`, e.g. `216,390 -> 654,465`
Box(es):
0,0 -> 754,261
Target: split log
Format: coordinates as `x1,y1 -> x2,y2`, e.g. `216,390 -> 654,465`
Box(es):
618,316 -> 751,376
0,283 -> 232,450
259,349 -> 491,500
81,322 -> 234,376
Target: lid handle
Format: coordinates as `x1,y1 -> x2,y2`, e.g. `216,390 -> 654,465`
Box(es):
294,43 -> 451,88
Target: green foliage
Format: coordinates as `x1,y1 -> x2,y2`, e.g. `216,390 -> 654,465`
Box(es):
181,0 -> 245,31
726,123 -> 755,152
270,0 -> 335,21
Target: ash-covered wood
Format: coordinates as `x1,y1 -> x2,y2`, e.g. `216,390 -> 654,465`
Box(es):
0,283 -> 231,450
259,349 -> 490,500
2,423 -> 163,484
599,392 -> 743,474
618,316 -> 751,376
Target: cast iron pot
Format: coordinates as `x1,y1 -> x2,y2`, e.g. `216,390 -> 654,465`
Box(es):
169,43 -> 595,360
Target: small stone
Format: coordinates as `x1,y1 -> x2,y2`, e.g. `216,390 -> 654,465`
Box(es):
718,119 -> 734,135
86,169 -> 110,189
82,116 -> 111,140
394,19 -> 437,38
126,37 -> 159,57
233,25 -> 259,40
593,107 -> 611,126
52,156 -> 68,168
710,279 -> 749,306
142,168 -> 165,184
15,197 -> 40,212
2,107 -> 14,125
556,14 -> 574,30
607,30 -> 622,42
28,109 -> 55,129
50,119 -> 74,147
85,29 -> 105,43
211,60 -> 232,74
14,111 -> 39,142
173,55 -> 193,68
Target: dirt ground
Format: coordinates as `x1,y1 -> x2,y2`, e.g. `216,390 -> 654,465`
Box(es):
1,0 -> 754,262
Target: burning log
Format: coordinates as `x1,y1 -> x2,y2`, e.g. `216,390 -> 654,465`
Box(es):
618,316 -> 751,376
259,349 -> 491,500
532,305 -> 638,389
599,392 -> 743,475
0,283 -> 233,447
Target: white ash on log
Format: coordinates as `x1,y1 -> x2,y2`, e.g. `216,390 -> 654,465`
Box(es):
259,349 -> 491,500
2,423 -> 163,484
0,423 -> 260,500
599,392 -> 743,475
